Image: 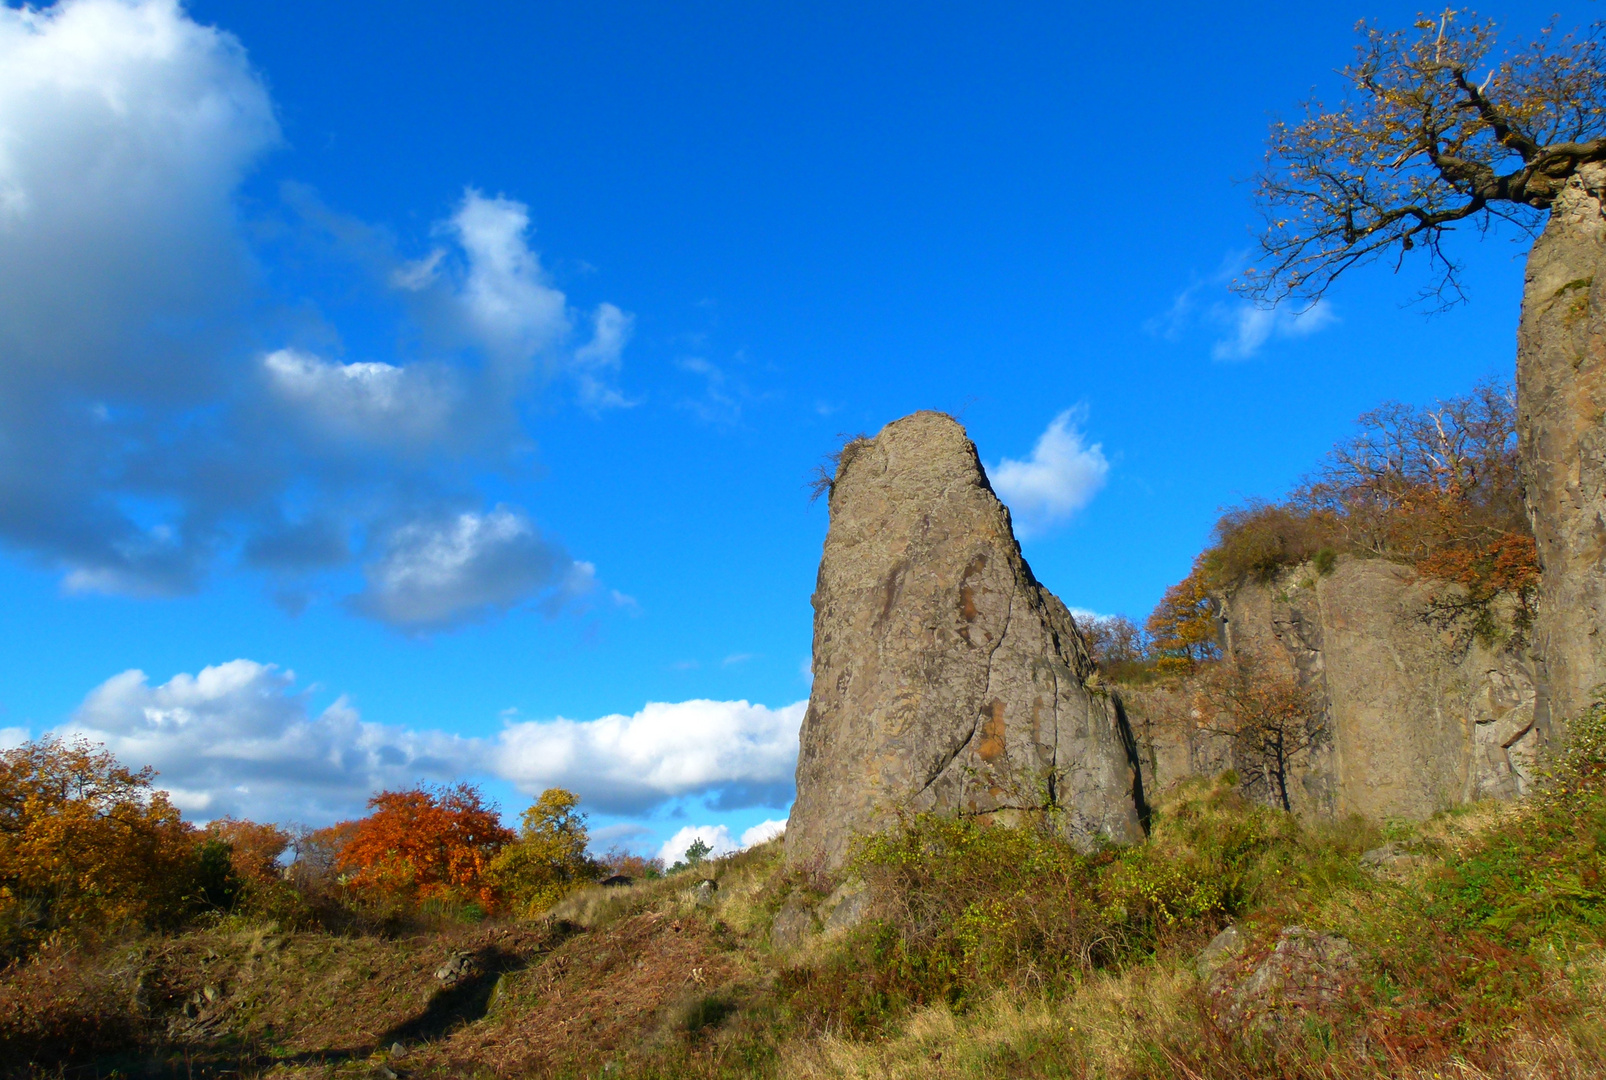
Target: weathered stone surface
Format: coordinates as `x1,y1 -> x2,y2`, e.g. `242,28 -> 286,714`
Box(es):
1207,926 -> 1359,1032
1195,924 -> 1244,980
818,879 -> 868,935
785,411 -> 1146,871
1127,556 -> 1538,821
769,895 -> 818,951
1517,162 -> 1606,740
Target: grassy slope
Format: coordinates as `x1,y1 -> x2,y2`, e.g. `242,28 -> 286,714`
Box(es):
3,713 -> 1603,1080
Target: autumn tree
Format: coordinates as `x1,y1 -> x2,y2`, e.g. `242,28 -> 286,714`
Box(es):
1245,11 -> 1605,306
0,738 -> 197,955
1145,560 -> 1221,674
1080,614 -> 1151,681
1193,654 -> 1327,813
486,787 -> 599,915
336,783 -> 514,911
205,818 -> 292,886
1242,10 -> 1606,731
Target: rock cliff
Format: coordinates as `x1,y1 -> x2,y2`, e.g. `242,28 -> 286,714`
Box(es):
1517,162 -> 1606,741
1127,557 -> 1537,821
785,412 -> 1146,871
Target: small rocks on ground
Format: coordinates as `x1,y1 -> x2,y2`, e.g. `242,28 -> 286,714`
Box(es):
433,952 -> 479,988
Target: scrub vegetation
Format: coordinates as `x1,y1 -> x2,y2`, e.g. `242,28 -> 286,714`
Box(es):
0,704 -> 1603,1078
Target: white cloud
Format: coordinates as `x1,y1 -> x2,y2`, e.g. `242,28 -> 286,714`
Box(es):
657,824 -> 737,866
495,699 -> 806,814
988,408 -> 1110,537
573,302 -> 634,409
448,190 -> 570,375
351,507 -> 592,631
53,658 -> 806,830
0,727 -> 29,751
740,819 -> 786,847
0,0 -> 276,593
1211,300 -> 1337,361
263,348 -> 459,446
0,8 -> 626,627
59,660 -> 478,823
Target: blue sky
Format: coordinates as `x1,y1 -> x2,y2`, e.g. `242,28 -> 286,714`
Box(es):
0,0 -> 1582,860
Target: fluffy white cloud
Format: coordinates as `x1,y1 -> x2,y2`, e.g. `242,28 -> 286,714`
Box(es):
989,408 -> 1110,537
657,824 -> 737,866
0,5 -> 625,628
0,727 -> 29,751
656,818 -> 787,865
449,191 -> 571,372
263,349 -> 460,446
351,507 -> 593,631
59,661 -> 479,823
0,0 -> 276,592
55,659 -> 805,826
740,819 -> 787,847
495,699 -> 806,814
1212,300 -> 1337,361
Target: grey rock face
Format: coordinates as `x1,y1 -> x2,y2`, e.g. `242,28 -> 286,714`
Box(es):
785,411 -> 1146,871
1195,924 -> 1244,980
769,895 -> 818,951
1517,163 -> 1606,740
1128,557 -> 1538,822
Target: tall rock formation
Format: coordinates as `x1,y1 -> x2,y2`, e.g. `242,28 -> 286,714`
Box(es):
785,412 -> 1146,872
1518,162 -> 1606,741
1126,557 -> 1538,821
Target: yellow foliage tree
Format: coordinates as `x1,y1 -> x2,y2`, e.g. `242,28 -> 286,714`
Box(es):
1145,560 -> 1221,675
0,738 -> 196,955
487,788 -> 600,916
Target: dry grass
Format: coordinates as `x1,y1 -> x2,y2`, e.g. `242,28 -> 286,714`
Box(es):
780,964 -> 1201,1080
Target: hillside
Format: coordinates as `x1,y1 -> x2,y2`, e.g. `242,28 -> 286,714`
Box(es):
4,703 -> 1603,1079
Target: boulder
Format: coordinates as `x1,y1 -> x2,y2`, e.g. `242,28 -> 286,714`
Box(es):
818,879 -> 868,935
1207,926 -> 1359,1032
769,895 -> 818,951
785,412 -> 1147,871
1194,924 -> 1244,980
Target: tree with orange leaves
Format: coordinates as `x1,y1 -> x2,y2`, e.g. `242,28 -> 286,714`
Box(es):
1145,560 -> 1221,675
335,784 -> 514,910
205,817 -> 292,886
0,738 -> 197,955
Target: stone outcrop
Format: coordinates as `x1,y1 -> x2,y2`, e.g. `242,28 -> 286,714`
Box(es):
785,411 -> 1146,871
1126,557 -> 1538,821
1517,162 -> 1606,740
1207,926 -> 1360,1032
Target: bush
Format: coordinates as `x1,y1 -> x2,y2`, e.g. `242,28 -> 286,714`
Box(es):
784,787 -> 1378,1034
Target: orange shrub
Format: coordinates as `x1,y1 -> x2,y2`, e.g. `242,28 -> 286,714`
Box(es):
335,784 -> 514,910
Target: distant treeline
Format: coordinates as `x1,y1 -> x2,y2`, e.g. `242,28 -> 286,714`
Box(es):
0,738 -> 671,963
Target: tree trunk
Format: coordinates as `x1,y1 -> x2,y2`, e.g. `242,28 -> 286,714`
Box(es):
1517,162 -> 1606,743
